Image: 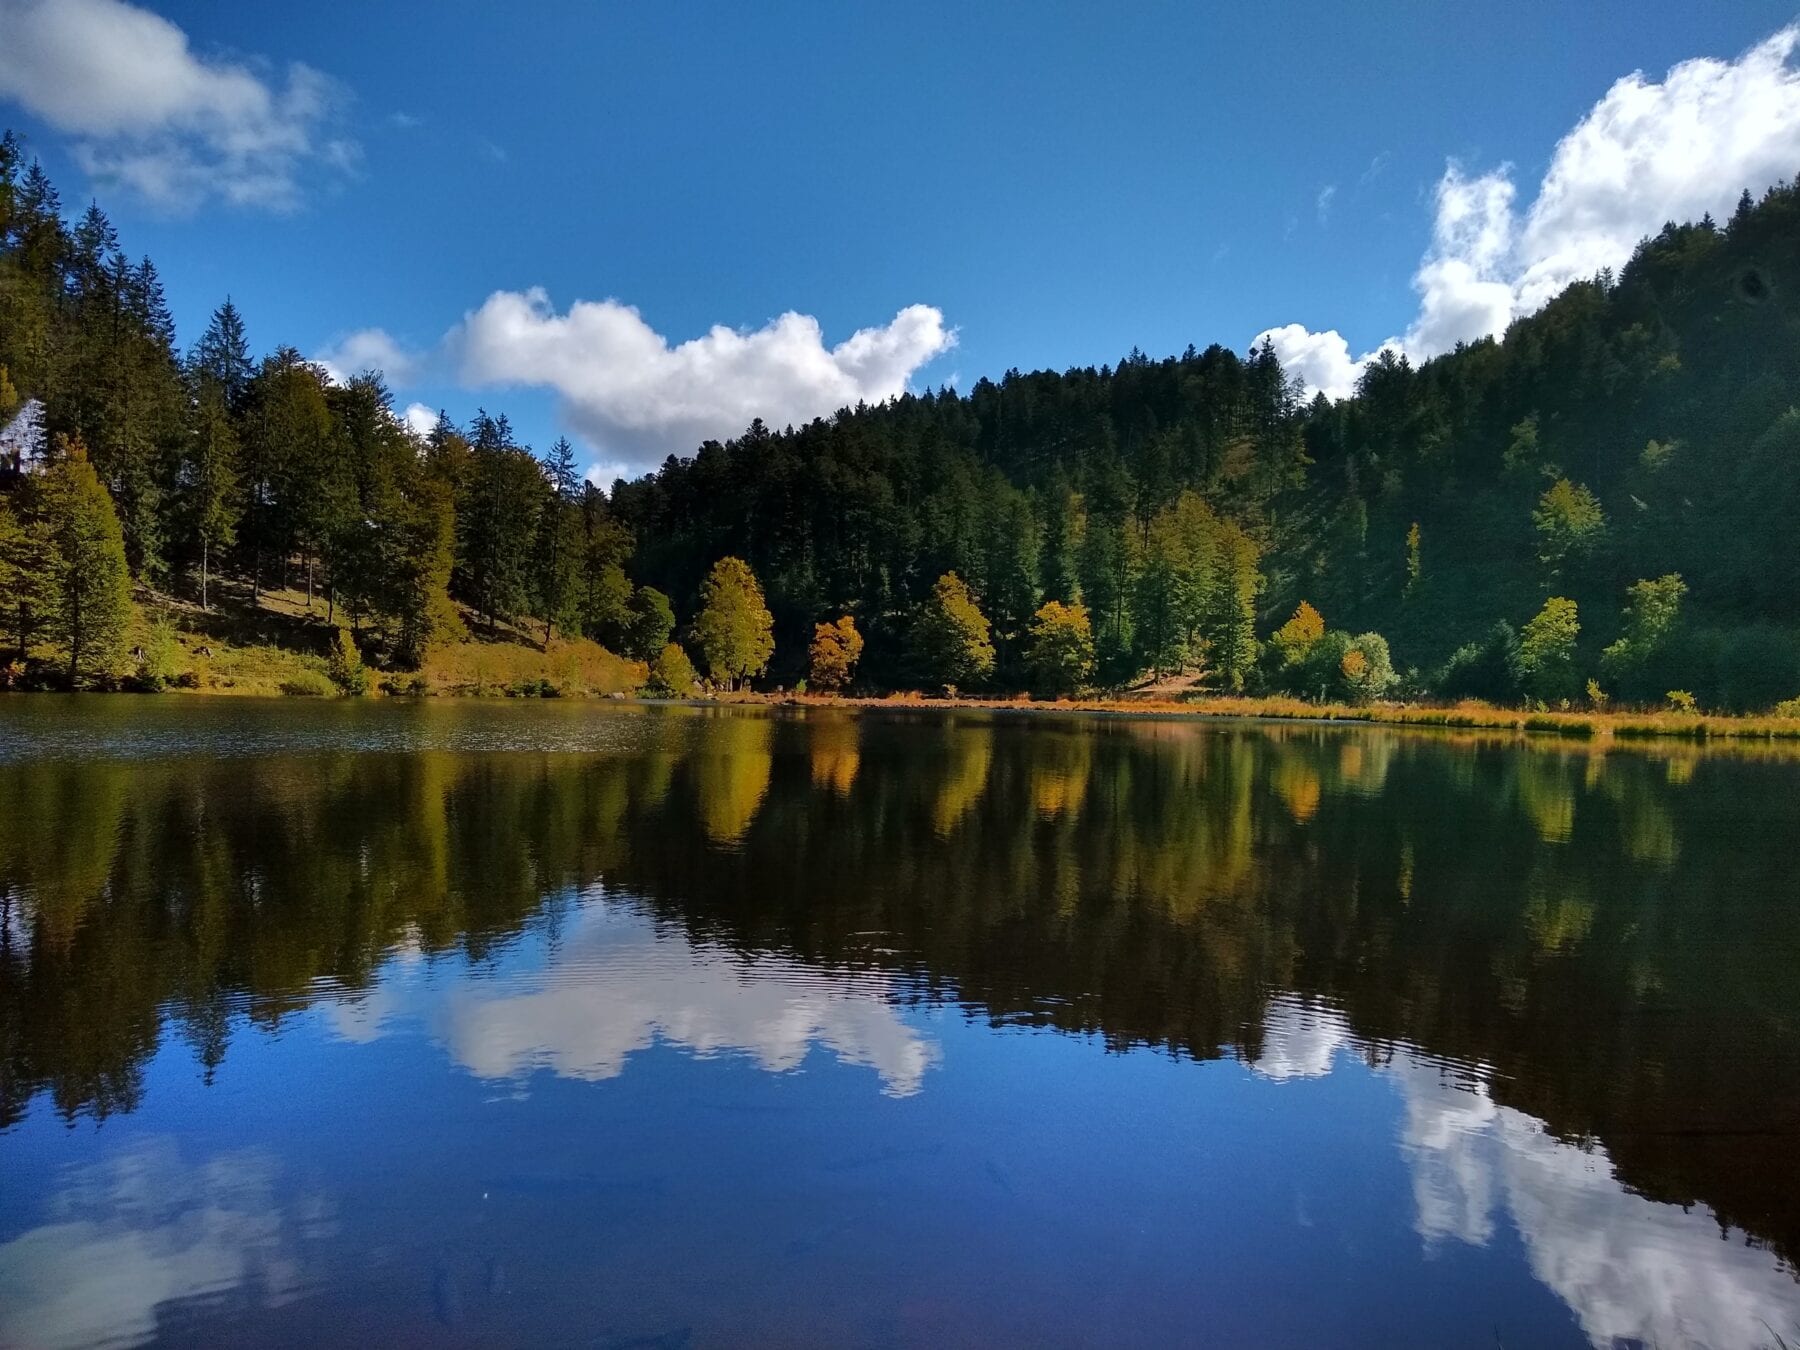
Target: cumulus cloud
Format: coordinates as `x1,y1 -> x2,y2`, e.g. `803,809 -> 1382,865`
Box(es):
454,289 -> 955,462
0,1139 -> 324,1350
1396,1053 -> 1800,1349
1247,996 -> 1800,1346
313,328 -> 422,387
0,0 -> 356,211
1259,25 -> 1800,394
400,402 -> 438,439
439,900 -> 939,1097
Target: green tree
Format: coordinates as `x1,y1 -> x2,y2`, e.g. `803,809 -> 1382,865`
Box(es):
1026,600 -> 1096,696
455,411 -> 542,631
181,379 -> 239,609
1131,492 -> 1216,677
809,615 -> 864,691
1533,478 -> 1605,583
531,490 -> 583,644
0,492 -> 49,659
1515,597 -> 1581,704
914,571 -> 995,691
391,476 -> 462,669
1600,574 -> 1686,702
37,438 -> 132,684
625,586 -> 676,662
1199,520 -> 1261,691
694,555 -> 774,690
646,641 -> 697,697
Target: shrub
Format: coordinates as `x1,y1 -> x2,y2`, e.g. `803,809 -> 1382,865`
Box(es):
280,671 -> 335,697
1666,689 -> 1697,713
327,627 -> 368,695
1713,624 -> 1800,712
645,642 -> 698,697
1435,621 -> 1520,703
1341,632 -> 1397,703
130,618 -> 182,692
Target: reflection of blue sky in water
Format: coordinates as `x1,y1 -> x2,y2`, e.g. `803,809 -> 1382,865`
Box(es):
1251,996 -> 1800,1350
322,891 -> 940,1098
0,1139 -> 329,1350
5,927 -> 1795,1348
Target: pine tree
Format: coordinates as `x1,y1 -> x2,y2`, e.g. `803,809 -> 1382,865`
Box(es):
182,378 -> 239,609
36,437 -> 132,684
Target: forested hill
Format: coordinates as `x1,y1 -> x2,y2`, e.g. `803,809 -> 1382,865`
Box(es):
3,123 -> 1798,708
612,182 -> 1800,706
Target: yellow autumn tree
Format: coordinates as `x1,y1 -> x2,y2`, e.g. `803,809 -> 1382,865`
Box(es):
808,615 -> 864,691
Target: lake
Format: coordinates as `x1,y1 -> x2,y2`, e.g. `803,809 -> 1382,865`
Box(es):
2,698 -> 1798,1348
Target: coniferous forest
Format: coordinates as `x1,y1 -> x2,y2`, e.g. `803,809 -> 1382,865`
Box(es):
3,130 -> 1799,712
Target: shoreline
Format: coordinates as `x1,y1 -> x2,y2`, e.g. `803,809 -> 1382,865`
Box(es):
10,683 -> 1800,746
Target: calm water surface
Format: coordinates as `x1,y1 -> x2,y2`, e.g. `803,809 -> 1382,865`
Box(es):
2,697 -> 1798,1348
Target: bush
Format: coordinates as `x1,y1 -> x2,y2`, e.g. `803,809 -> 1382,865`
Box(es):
1434,621 -> 1520,703
279,671 -> 335,697
1712,624 -> 1800,712
129,619 -> 182,692
1341,632 -> 1397,703
327,627 -> 368,695
645,642 -> 698,697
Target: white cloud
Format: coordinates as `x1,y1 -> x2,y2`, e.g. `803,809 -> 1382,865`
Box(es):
1315,183 -> 1337,227
0,0 -> 355,212
313,896 -> 940,1098
0,1139 -> 323,1350
1247,993 -> 1352,1080
1248,997 -> 1800,1348
454,289 -> 955,462
401,402 -> 438,439
313,328 -> 422,387
585,460 -> 633,490
437,900 -> 939,1097
1257,323 -> 1400,403
1260,25 -> 1800,393
1396,1052 -> 1800,1350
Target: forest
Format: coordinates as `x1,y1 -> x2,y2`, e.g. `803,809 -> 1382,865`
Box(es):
2,128 -> 1798,711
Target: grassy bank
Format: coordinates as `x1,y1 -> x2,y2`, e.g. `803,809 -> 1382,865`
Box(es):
756,689 -> 1800,745
2,584 -> 643,699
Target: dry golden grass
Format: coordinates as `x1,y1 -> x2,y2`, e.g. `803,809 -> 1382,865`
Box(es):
769,690 -> 1800,746
416,635 -> 643,697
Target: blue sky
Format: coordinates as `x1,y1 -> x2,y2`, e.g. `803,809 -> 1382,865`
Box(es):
3,1 -> 1798,479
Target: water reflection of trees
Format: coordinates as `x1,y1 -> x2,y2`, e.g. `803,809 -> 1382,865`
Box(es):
2,709 -> 1798,1267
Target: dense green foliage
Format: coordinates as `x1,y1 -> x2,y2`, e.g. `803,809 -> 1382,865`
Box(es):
3,133 -> 1799,706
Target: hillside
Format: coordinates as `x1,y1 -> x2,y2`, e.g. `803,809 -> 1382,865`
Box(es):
3,129 -> 1798,710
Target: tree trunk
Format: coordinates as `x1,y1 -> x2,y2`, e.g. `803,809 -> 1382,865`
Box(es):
201,538 -> 209,611
306,555 -> 315,610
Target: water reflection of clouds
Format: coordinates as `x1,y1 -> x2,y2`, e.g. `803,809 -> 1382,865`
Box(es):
1251,999 -> 1800,1350
323,897 -> 940,1098
0,1139 -> 325,1350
